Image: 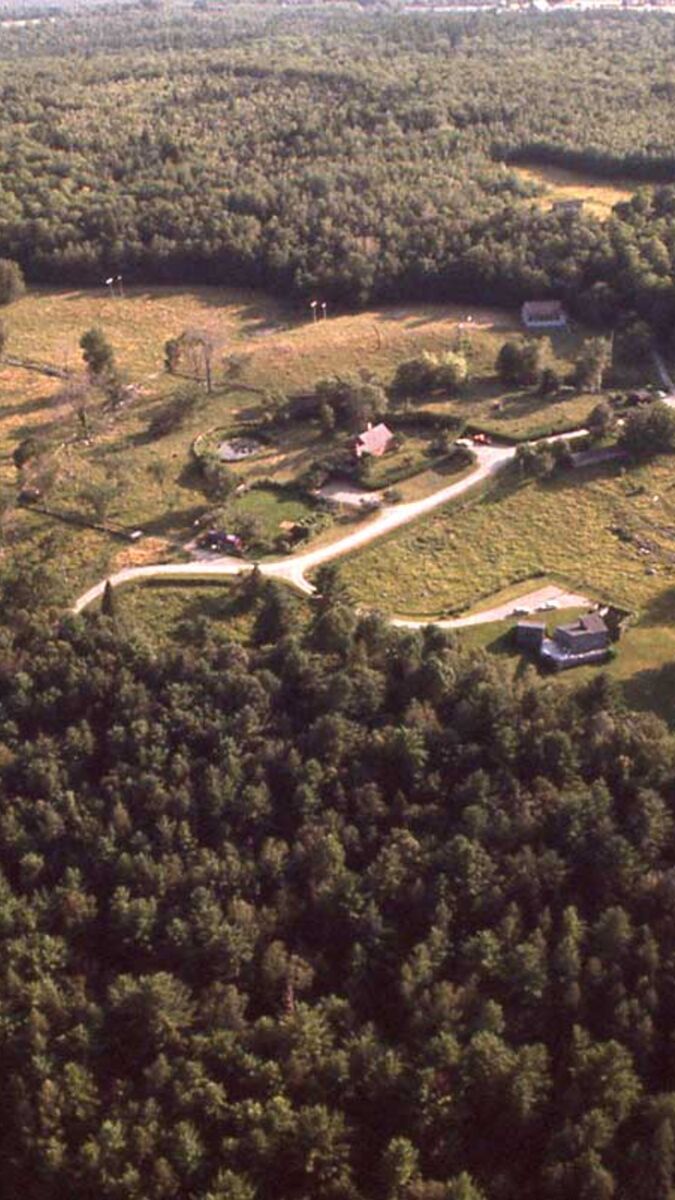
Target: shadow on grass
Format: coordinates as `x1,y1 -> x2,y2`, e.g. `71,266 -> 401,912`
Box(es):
622,662 -> 675,727
635,586 -> 675,628
141,504 -> 205,537
481,629 -> 518,656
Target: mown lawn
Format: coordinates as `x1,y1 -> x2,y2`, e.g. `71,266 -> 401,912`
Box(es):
218,487 -> 318,547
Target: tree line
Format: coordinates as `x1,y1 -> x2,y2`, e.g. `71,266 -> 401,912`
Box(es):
0,567 -> 674,1197
1,9 -> 675,326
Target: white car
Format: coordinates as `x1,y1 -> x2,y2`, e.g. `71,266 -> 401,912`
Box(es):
538,599 -> 559,611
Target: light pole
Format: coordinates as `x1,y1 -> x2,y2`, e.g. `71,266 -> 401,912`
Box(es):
116,274 -> 124,299
105,276 -> 114,298
321,301 -> 327,320
310,300 -> 318,323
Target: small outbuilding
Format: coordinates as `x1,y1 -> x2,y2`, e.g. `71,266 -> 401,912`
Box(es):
521,300 -> 567,330
552,199 -> 584,215
354,422 -> 395,460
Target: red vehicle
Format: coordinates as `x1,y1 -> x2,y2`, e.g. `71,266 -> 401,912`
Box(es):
472,432 -> 491,446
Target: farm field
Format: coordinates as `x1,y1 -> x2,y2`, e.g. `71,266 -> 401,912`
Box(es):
511,163 -> 640,220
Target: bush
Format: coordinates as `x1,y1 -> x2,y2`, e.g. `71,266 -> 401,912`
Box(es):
0,259 -> 25,306
496,339 -> 549,387
620,401 -> 675,459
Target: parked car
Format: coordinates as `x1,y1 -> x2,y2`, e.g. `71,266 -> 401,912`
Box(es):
196,530 -> 244,555
512,605 -> 532,616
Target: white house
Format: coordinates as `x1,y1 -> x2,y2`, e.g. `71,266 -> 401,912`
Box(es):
521,300 -> 567,329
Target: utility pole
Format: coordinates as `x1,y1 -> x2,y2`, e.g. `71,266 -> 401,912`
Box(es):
310,300 -> 318,323
105,277 -> 114,298
321,301 -> 327,320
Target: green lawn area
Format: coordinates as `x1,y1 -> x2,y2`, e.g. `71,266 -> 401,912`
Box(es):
90,580 -> 254,647
339,456 -> 675,619
217,486 -> 320,551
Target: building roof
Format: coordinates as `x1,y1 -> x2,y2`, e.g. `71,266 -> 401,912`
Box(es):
580,613 -> 608,635
556,613 -> 609,638
355,423 -> 394,456
521,300 -> 566,321
569,446 -> 627,470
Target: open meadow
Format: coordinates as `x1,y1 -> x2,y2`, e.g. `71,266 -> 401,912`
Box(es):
0,284 -> 540,592
511,163 -> 640,220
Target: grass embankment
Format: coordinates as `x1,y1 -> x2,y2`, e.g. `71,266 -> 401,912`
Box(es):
510,163 -> 639,220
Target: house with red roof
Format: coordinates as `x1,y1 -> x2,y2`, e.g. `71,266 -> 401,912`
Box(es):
353,422 -> 395,460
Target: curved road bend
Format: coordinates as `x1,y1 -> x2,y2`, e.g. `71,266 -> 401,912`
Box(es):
73,443 -> 514,613
72,428 -> 591,616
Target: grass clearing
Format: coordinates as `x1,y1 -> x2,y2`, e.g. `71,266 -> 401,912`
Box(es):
340,457 -> 675,618
91,579 -> 252,647
510,163 -> 640,220
340,453 -> 675,724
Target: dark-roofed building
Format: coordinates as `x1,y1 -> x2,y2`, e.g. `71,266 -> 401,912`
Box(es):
553,199 -> 584,214
554,613 -> 610,653
521,300 -> 567,329
569,446 -> 627,471
539,612 -> 611,670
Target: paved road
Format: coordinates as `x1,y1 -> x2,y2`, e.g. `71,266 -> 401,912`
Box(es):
73,443 -> 513,612
72,429 -> 592,618
391,583 -> 591,631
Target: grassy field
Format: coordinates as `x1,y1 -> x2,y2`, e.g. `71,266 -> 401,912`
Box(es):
0,284 -> 655,603
89,579 -> 253,646
510,164 -> 640,220
339,457 -> 675,618
0,287 -> 523,595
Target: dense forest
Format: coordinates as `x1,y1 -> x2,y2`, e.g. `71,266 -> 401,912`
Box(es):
2,8 -> 675,323
1,571 -> 675,1198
